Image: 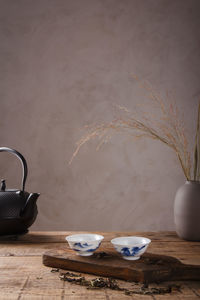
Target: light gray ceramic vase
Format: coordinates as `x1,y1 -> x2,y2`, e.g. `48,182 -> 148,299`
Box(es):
174,181 -> 200,241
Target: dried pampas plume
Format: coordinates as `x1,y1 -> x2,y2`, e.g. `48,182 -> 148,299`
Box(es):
70,77 -> 200,181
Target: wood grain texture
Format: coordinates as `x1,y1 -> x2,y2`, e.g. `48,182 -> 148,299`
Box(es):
43,248 -> 200,283
0,231 -> 200,299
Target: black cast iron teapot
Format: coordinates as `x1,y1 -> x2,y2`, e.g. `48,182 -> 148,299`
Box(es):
0,147 -> 40,236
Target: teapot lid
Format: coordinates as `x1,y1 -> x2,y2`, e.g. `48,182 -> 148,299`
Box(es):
0,180 -> 25,193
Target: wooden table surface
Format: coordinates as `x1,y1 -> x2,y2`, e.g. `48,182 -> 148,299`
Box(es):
0,231 -> 200,299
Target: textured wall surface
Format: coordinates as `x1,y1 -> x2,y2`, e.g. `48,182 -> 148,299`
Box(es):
0,0 -> 199,231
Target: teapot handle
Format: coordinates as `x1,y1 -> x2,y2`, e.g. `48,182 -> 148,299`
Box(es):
0,147 -> 28,192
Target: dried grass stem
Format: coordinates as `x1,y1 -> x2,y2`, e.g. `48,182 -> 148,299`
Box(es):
70,79 -> 199,181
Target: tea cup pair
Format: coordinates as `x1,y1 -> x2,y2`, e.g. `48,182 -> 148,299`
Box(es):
65,234 -> 151,260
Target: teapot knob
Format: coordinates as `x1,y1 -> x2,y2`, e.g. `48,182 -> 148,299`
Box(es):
1,179 -> 6,191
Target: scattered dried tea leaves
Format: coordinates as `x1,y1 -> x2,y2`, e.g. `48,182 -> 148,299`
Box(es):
51,268 -> 59,273
60,271 -> 82,277
57,271 -> 181,296
60,274 -> 90,287
59,275 -> 121,290
5,253 -> 15,257
143,257 -> 167,265
93,251 -> 112,259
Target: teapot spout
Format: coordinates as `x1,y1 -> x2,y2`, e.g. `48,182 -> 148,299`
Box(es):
28,193 -> 40,203
20,193 -> 40,217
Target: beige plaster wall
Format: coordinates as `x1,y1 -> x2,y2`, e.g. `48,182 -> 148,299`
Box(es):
0,0 -> 199,231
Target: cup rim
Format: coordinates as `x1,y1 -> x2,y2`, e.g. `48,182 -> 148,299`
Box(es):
111,236 -> 151,246
66,233 -> 104,242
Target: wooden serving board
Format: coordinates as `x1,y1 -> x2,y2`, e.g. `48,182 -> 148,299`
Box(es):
43,247 -> 200,283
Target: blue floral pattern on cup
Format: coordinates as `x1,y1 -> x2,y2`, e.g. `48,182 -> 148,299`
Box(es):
111,236 -> 151,260
66,234 -> 104,256
120,245 -> 146,257
72,242 -> 100,253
